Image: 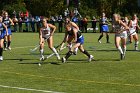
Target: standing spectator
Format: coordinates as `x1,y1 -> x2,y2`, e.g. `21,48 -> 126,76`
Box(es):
35,16 -> 41,32
98,12 -> 110,43
83,17 -> 88,33
18,16 -> 23,32
12,16 -> 18,32
58,15 -> 63,33
91,16 -> 97,33
24,16 -> 29,32
50,16 -> 55,25
30,16 -> 35,32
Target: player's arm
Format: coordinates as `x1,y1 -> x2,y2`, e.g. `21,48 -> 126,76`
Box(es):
9,18 -> 14,26
2,23 -> 8,35
73,29 -> 77,43
48,24 -> 56,36
39,28 -> 43,45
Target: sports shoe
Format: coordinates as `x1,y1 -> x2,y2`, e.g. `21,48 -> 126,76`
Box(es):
98,40 -> 101,43
88,55 -> 94,62
4,48 -> 7,51
0,56 -> 3,61
7,47 -> 11,50
40,55 -> 44,61
120,54 -> 125,60
62,57 -> 66,63
135,47 -> 139,51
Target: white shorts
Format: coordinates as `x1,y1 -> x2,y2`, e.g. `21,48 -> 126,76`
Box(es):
42,34 -> 50,40
129,29 -> 137,36
115,31 -> 127,38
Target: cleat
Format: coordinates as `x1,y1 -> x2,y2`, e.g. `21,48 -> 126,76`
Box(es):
98,40 -> 101,44
0,56 -> 3,61
135,47 -> 139,51
120,54 -> 125,60
4,48 -> 7,51
88,55 -> 94,62
40,55 -> 44,61
7,47 -> 11,50
62,57 -> 66,63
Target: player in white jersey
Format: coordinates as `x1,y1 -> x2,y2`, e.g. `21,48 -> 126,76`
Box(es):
128,14 -> 140,50
112,14 -> 129,60
39,18 -> 60,60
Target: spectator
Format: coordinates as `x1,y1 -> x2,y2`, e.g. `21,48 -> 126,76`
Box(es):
12,16 -> 18,32
82,17 -> 88,33
35,16 -> 41,32
18,16 -> 23,32
91,16 -> 97,33
30,16 -> 35,32
58,15 -> 63,32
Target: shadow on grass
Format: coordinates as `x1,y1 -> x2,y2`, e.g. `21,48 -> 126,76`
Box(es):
18,61 -> 61,65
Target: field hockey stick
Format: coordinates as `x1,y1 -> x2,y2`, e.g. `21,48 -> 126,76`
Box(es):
46,46 -> 67,59
127,31 -> 136,37
30,36 -> 51,53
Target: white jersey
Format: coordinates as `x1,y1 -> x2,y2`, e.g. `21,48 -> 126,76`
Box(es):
41,24 -> 51,39
129,19 -> 137,35
113,22 -> 127,38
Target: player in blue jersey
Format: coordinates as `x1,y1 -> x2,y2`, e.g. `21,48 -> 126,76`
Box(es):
61,19 -> 94,63
0,16 -> 8,61
98,12 -> 110,43
2,11 -> 14,50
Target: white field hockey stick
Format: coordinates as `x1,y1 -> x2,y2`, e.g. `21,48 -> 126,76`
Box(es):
30,36 -> 51,53
46,46 -> 67,59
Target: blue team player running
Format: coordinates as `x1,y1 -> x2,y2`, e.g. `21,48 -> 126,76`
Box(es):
2,11 -> 14,50
0,16 -> 8,61
62,21 -> 94,63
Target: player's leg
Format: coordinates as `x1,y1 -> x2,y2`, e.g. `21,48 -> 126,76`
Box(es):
62,43 -> 80,63
133,34 -> 139,50
78,45 -> 94,62
121,37 -> 127,59
7,35 -> 11,50
40,38 -> 45,60
115,36 -> 123,60
0,39 -> 4,61
47,36 -> 60,60
106,32 -> 110,43
98,32 -> 104,43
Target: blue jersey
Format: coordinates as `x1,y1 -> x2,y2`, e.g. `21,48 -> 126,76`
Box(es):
0,23 -> 4,39
3,17 -> 11,28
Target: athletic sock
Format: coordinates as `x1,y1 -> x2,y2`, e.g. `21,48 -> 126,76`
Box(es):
117,46 -> 123,54
122,46 -> 126,55
135,41 -> 139,50
106,34 -> 109,42
98,35 -> 103,41
82,50 -> 90,58
0,48 -> 3,56
65,51 -> 73,60
7,41 -> 11,48
40,49 -> 44,56
4,40 -> 7,48
52,47 -> 60,59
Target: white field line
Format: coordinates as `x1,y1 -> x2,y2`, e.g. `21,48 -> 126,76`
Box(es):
0,85 -> 64,93
12,45 -> 38,49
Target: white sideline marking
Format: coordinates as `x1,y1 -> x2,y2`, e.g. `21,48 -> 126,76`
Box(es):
12,46 -> 37,49
0,85 -> 64,93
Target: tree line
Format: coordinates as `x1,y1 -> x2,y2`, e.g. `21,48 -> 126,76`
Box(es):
0,0 -> 140,18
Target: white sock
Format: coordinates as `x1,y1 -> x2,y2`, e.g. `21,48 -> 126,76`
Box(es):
74,47 -> 78,53
40,49 -> 44,56
117,46 -> 123,54
135,41 -> 139,47
122,46 -> 126,55
52,47 -> 59,55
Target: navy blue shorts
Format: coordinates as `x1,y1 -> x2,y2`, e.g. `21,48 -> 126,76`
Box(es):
101,25 -> 109,32
76,35 -> 84,44
3,28 -> 12,36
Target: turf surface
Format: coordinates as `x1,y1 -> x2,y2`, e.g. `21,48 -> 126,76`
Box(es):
0,32 -> 140,93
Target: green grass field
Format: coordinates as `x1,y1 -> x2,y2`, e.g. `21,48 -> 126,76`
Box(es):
0,32 -> 140,93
